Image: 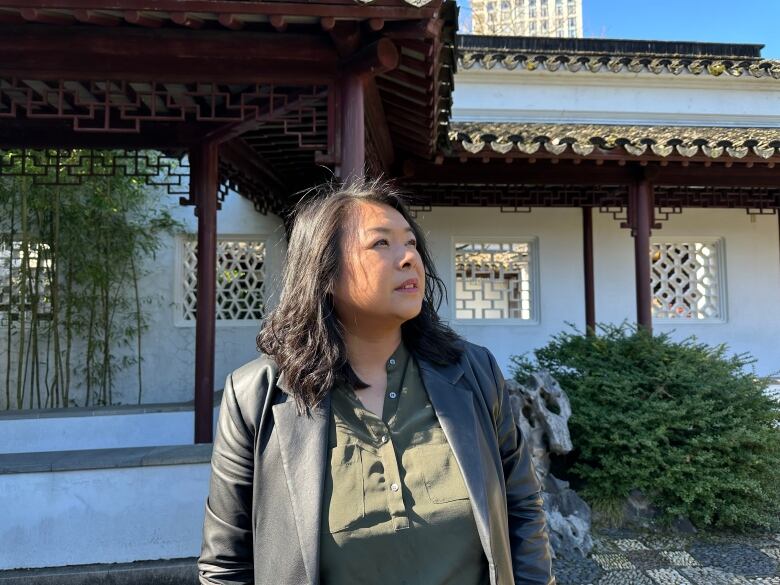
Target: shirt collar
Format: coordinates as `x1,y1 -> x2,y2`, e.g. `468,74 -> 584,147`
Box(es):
386,337 -> 410,373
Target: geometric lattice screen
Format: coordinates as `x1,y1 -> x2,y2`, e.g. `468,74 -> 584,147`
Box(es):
0,240 -> 52,325
180,237 -> 266,322
651,239 -> 723,320
454,241 -> 533,320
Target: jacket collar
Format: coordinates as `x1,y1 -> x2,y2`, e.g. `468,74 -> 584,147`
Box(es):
271,354 -> 493,585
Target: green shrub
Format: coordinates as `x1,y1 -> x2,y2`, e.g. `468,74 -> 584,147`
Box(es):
511,323 -> 780,530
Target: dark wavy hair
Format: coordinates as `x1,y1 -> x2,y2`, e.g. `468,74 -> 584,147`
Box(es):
256,177 -> 463,413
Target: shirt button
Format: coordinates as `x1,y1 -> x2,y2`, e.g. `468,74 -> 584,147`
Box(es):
390,483 -> 399,492
380,434 -> 388,443
388,358 -> 396,368
389,392 -> 397,399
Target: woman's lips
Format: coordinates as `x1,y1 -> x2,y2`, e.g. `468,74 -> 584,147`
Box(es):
394,279 -> 419,293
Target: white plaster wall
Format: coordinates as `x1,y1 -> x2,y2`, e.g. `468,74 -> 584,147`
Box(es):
414,206 -> 779,379
593,208 -> 780,377
0,463 -> 209,570
415,206 -> 586,376
111,189 -> 287,406
452,68 -> 780,127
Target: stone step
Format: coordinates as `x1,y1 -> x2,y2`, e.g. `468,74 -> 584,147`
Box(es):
0,558 -> 197,584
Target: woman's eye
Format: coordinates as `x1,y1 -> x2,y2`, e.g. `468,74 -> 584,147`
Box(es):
407,239 -> 417,247
372,239 -> 389,247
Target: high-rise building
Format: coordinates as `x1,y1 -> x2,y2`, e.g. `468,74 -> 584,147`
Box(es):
470,0 -> 583,37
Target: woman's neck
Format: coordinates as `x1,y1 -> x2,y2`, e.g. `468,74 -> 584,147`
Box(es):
342,326 -> 402,375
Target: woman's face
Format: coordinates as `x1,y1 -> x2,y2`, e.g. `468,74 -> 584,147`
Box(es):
332,201 -> 425,331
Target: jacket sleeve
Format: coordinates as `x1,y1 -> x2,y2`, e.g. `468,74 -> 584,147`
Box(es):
197,372 -> 255,585
484,347 -> 556,585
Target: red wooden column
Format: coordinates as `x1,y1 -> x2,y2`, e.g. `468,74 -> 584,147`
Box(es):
190,141 -> 219,444
338,74 -> 365,182
336,38 -> 399,181
582,206 -> 596,335
629,177 -> 654,332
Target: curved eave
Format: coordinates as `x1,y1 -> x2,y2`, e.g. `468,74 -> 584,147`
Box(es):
448,122 -> 780,161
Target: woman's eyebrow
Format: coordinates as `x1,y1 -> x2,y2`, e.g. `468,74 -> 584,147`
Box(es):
366,226 -> 414,234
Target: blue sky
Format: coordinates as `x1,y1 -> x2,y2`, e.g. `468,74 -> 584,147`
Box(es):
460,0 -> 780,58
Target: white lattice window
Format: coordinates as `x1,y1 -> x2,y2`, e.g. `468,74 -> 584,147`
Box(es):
453,239 -> 537,321
0,239 -> 52,326
177,236 -> 266,325
651,239 -> 725,321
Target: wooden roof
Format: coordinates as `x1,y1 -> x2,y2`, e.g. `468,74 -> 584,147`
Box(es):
0,0 -> 457,211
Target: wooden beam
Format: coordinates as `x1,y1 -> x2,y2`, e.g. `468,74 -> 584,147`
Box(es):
404,160 -> 636,184
73,9 -> 121,26
383,18 -> 443,39
217,13 -> 244,29
170,11 -> 204,28
0,119 -> 216,148
339,38 -> 400,79
0,10 -> 23,23
0,1 -> 438,20
269,14 -> 287,32
404,158 -> 780,187
220,138 -> 285,192
320,16 -> 336,31
124,10 -> 164,27
20,8 -> 74,24
328,20 -> 361,58
0,25 -> 339,83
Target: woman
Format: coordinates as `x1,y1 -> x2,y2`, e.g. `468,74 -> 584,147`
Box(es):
197,179 -> 555,585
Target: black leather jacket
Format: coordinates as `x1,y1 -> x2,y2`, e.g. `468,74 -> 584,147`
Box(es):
198,341 -> 555,584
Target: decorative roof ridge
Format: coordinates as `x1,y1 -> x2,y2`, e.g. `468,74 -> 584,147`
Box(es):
448,121 -> 780,159
455,36 -> 780,78
457,51 -> 780,78
458,34 -> 763,59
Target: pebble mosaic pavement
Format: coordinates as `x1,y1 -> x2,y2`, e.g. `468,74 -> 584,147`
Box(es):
552,530 -> 780,585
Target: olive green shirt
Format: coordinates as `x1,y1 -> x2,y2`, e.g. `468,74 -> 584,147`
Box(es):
319,340 -> 489,584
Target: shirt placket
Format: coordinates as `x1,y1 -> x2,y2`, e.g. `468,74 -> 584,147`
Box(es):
345,348 -> 411,531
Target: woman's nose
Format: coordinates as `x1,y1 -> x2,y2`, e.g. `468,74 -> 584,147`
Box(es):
398,246 -> 417,269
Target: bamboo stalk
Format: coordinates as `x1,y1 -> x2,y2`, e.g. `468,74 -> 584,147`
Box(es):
15,176 -> 29,410
85,280 -> 97,407
63,254 -> 73,407
27,246 -> 42,408
100,178 -> 112,406
130,253 -> 143,404
50,187 -> 63,408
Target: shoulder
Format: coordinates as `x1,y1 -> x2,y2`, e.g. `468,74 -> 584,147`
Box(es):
458,340 -> 501,380
222,354 -> 282,431
455,340 -> 504,402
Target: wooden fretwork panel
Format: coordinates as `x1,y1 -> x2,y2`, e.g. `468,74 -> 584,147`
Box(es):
454,241 -> 533,320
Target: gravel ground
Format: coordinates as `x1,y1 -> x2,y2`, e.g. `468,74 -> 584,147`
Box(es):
552,528 -> 780,585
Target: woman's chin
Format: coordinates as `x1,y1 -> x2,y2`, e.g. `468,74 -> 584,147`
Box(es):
395,302 -> 423,322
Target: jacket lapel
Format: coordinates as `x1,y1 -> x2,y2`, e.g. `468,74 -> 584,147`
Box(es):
417,357 -> 494,568
272,383 -> 330,585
